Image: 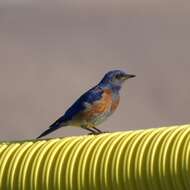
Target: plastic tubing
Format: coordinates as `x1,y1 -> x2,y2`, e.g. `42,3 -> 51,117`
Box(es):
0,124 -> 190,190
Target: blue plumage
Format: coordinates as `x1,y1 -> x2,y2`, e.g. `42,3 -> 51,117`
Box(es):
37,70 -> 135,138
51,86 -> 103,126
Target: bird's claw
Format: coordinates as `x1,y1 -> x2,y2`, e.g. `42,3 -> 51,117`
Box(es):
88,132 -> 99,135
101,131 -> 109,133
88,131 -> 109,135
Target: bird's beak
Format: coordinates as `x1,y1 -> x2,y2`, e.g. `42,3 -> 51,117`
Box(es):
124,74 -> 136,80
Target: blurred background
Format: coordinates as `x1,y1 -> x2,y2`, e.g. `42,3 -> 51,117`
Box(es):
0,1 -> 190,140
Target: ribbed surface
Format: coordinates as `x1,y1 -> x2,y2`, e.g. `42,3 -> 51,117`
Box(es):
0,125 -> 190,190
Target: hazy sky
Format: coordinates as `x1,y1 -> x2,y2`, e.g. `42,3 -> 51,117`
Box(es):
0,1 -> 190,140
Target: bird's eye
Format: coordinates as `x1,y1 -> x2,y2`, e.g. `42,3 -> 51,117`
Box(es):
115,74 -> 121,79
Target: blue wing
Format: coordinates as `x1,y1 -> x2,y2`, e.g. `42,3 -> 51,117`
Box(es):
49,85 -> 103,128
37,85 -> 104,139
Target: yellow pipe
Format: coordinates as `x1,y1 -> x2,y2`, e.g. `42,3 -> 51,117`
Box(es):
0,125 -> 190,190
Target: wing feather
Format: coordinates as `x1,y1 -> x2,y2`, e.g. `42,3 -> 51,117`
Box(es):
50,86 -> 104,127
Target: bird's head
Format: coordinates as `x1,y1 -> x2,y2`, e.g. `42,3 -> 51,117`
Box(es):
99,70 -> 136,91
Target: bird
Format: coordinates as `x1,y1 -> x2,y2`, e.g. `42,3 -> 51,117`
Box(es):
37,70 -> 136,139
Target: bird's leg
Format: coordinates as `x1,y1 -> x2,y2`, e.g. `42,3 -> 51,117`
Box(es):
92,127 -> 104,133
81,125 -> 98,135
92,127 -> 109,134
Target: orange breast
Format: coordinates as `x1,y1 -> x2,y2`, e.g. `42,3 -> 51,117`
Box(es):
83,89 -> 112,119
111,97 -> 120,112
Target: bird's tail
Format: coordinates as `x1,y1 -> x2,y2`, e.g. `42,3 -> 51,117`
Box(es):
36,127 -> 60,139
36,120 -> 65,139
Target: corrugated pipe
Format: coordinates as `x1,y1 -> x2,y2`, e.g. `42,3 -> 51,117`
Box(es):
0,125 -> 190,190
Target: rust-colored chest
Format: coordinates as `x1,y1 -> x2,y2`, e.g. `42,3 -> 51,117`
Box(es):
80,88 -> 120,121
100,88 -> 120,113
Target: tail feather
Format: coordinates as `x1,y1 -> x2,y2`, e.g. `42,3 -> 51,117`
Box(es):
36,127 -> 58,139
37,120 -> 65,139
37,114 -> 68,139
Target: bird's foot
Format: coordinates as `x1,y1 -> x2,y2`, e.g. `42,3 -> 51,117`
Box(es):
101,130 -> 109,133
88,132 -> 99,135
88,131 -> 109,135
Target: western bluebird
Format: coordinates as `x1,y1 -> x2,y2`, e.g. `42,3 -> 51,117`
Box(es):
37,70 -> 135,138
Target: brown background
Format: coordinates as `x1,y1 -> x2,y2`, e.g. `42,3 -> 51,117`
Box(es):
0,1 -> 190,140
